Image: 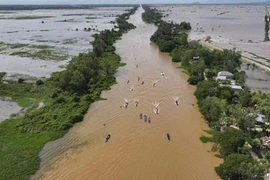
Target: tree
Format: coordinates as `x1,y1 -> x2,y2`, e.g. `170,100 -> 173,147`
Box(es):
215,153 -> 250,180
219,86 -> 234,102
265,14 -> 269,41
199,96 -> 226,123
214,127 -> 248,157
36,79 -> 44,85
173,32 -> 188,46
190,59 -> 205,76
239,91 -> 252,107
93,37 -> 105,57
216,153 -> 270,180
194,80 -> 219,101
171,47 -> 184,62
157,40 -> 176,52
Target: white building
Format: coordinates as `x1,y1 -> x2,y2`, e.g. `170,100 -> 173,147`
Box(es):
216,71 -> 234,81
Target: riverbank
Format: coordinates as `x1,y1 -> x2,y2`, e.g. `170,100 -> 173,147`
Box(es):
200,40 -> 270,72
0,6 -> 138,180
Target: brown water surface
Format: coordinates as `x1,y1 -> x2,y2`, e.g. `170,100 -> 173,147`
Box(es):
33,7 -> 221,180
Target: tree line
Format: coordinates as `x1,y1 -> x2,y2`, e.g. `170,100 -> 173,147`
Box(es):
142,5 -> 270,180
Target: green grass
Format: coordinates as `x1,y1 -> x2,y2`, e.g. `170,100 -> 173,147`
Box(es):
62,39 -> 77,45
62,13 -> 94,16
10,51 -> 31,57
200,135 -> 213,143
0,41 -> 68,60
0,118 -> 64,180
85,16 -> 99,19
30,44 -> 53,49
10,49 -> 69,61
10,43 -> 29,49
0,16 -> 55,20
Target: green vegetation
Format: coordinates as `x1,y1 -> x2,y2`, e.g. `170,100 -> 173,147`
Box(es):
142,6 -> 190,53
10,49 -> 68,61
62,39 -> 78,45
142,5 -> 270,179
0,6 -> 138,180
0,42 -> 69,61
0,16 -> 55,20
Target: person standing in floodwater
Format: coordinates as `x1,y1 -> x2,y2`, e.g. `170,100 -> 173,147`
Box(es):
138,77 -> 140,81
127,80 -> 129,84
148,117 -> 151,124
141,81 -> 144,85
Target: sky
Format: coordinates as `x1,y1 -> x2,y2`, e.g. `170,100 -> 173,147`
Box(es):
0,0 -> 266,4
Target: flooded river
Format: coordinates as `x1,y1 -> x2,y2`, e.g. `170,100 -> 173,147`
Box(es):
33,7 -> 221,180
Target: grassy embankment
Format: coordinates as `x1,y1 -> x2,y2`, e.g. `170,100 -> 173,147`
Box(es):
0,6 -> 138,180
142,5 -> 270,180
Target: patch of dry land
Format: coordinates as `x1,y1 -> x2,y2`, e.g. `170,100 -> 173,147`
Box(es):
156,5 -> 270,93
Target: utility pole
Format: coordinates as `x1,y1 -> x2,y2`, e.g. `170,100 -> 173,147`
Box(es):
265,6 -> 269,41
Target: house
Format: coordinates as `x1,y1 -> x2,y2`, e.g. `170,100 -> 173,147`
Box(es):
219,84 -> 243,91
230,85 -> 243,91
261,136 -> 270,148
193,52 -> 200,60
216,71 -> 234,81
256,114 -> 266,124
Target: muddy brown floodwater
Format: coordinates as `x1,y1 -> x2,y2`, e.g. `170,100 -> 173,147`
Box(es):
33,7 -> 221,180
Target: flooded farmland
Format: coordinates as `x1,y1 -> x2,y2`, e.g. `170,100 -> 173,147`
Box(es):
0,5 -> 132,123
0,6 -> 131,79
32,6 -> 221,180
156,5 -> 270,93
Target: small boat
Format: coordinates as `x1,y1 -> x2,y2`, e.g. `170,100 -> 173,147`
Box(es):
105,134 -> 111,143
154,108 -> 159,114
144,115 -> 147,122
139,113 -> 143,119
166,133 -> 171,141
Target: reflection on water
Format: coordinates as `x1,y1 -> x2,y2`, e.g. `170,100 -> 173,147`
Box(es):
32,7 -> 221,180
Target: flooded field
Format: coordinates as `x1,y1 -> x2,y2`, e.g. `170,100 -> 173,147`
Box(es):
241,63 -> 270,93
32,7 -> 221,180
0,6 -> 131,79
157,5 -> 270,93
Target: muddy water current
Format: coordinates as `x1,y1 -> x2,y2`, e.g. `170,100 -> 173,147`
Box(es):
32,7 -> 221,180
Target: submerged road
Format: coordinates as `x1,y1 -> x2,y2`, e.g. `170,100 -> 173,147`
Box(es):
33,6 -> 221,180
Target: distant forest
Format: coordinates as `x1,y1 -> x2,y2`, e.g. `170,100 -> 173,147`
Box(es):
0,4 -> 136,10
